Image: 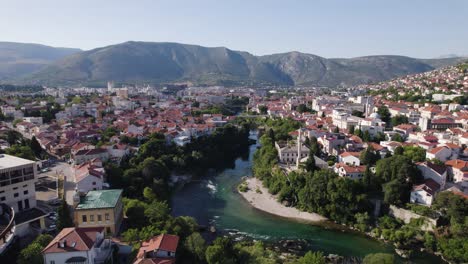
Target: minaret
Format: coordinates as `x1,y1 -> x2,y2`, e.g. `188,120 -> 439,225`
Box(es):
296,129 -> 302,168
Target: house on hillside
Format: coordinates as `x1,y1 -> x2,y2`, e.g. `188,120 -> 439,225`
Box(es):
134,234 -> 179,264
334,163 -> 366,180
338,151 -> 361,166
42,227 -> 113,264
75,161 -> 105,193
445,159 -> 468,188
410,179 -> 441,206
417,161 -> 447,188
426,146 -> 452,162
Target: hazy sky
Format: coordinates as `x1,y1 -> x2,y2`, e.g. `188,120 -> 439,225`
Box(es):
1,0 -> 467,58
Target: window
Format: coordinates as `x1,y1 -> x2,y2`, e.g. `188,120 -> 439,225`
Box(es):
24,190 -> 29,195
92,181 -> 96,185
98,214 -> 102,222
14,193 -> 19,197
24,199 -> 30,209
50,261 -> 55,264
105,213 -> 110,221
13,187 -> 18,190
90,215 -> 94,222
0,197 -> 5,201
82,215 -> 87,222
18,201 -> 23,211
23,184 -> 28,188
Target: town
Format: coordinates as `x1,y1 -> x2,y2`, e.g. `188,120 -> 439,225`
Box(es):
0,58 -> 467,264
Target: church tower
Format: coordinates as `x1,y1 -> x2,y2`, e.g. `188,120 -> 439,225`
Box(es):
296,129 -> 302,168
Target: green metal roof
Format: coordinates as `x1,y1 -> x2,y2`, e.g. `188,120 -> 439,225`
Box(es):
76,189 -> 122,210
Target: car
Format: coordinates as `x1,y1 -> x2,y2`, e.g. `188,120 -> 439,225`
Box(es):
47,199 -> 62,206
41,168 -> 50,173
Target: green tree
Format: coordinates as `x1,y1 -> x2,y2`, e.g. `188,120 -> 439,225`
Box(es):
348,125 -> 355,135
362,130 -> 371,142
394,146 -> 404,155
309,136 -> 319,156
303,151 -> 316,173
333,126 -> 340,133
57,199 -> 73,230
354,212 -> 370,232
5,145 -> 35,160
360,147 -> 379,165
184,232 -> 206,262
30,136 -> 43,158
377,106 -> 391,124
205,237 -> 236,264
362,253 -> 395,264
296,251 -> 326,264
258,105 -> 268,115
124,198 -> 148,228
383,179 -> 409,206
402,146 -> 426,162
392,133 -> 404,142
391,115 -> 409,127
18,234 -> 53,264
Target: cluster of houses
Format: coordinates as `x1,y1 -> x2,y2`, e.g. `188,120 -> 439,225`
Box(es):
248,67 -> 467,207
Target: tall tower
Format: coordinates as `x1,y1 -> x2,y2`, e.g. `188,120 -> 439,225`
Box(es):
107,81 -> 114,92
296,129 -> 302,168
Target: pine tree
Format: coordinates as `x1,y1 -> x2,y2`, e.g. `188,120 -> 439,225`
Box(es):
57,199 -> 73,230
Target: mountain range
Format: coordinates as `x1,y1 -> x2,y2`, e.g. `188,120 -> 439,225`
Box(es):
1,41 -> 466,87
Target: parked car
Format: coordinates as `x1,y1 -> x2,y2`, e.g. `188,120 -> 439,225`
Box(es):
47,199 -> 62,206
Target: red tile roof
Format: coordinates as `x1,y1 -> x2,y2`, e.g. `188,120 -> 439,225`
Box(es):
42,227 -> 104,254
137,234 -> 179,259
412,179 -> 440,196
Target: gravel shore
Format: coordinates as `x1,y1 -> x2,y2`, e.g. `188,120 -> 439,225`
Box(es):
239,177 -> 327,223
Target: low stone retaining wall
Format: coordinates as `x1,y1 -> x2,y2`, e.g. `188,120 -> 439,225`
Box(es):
389,205 -> 437,231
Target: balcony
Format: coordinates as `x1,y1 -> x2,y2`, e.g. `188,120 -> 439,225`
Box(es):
0,203 -> 16,255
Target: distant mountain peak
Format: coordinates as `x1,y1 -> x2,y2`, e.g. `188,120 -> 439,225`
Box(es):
1,41 -> 466,87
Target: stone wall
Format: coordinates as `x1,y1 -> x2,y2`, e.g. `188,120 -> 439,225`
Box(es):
389,205 -> 437,232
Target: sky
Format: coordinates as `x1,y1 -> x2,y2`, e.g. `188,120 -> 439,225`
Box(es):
1,0 -> 467,58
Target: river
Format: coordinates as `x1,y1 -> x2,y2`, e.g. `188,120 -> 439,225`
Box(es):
172,132 -> 442,263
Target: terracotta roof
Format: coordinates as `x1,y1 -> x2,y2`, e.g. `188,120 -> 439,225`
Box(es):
75,148 -> 107,156
431,118 -> 455,124
339,151 -> 361,158
412,179 -> 440,196
367,142 -> 384,151
445,159 -> 468,171
428,146 -> 448,155
137,234 -> 179,259
42,227 -> 104,254
444,143 -> 460,149
417,161 -> 447,175
134,258 -> 176,264
336,163 -> 366,173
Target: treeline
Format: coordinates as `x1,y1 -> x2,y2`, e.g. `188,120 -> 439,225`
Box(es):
251,118 -> 468,262
0,84 -> 43,92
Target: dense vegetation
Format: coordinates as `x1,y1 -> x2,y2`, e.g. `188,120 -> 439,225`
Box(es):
106,124 -> 251,199
251,118 -> 468,262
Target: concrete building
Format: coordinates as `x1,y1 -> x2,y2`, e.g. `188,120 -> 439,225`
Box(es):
74,189 -> 123,235
0,154 -> 37,212
42,227 -> 113,264
0,154 -> 46,252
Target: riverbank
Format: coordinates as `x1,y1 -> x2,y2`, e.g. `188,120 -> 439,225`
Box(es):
239,177 -> 327,223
